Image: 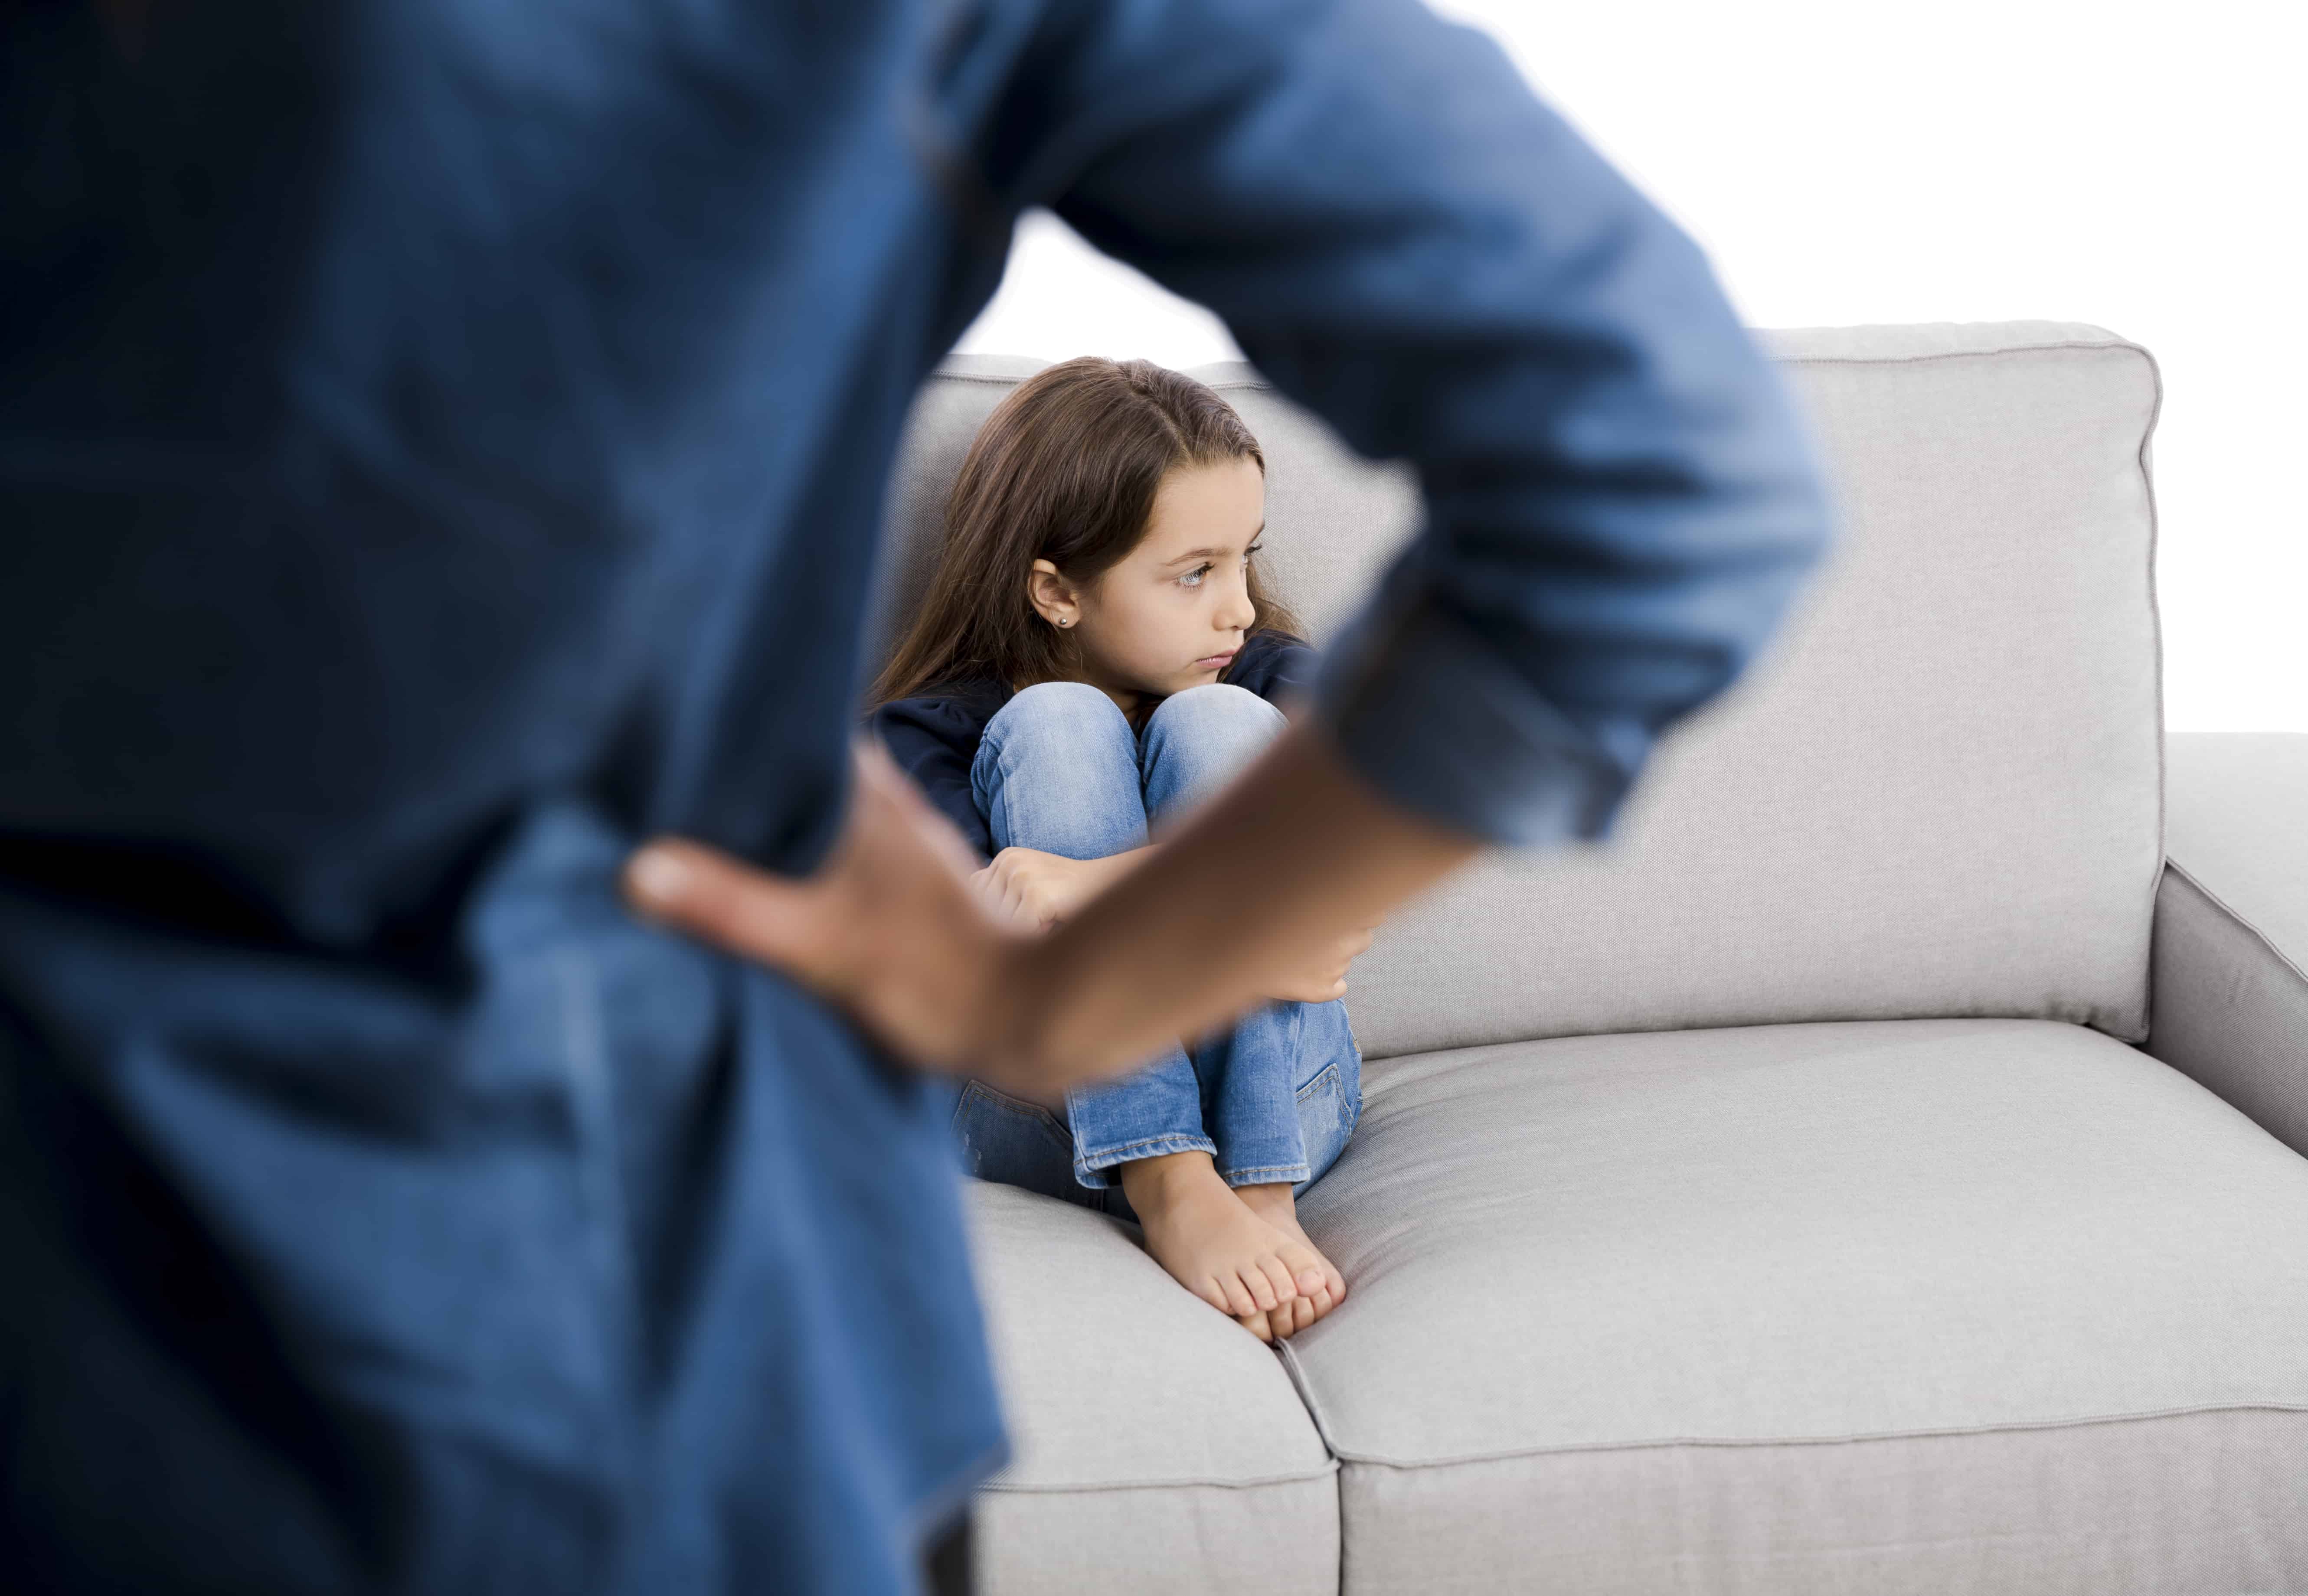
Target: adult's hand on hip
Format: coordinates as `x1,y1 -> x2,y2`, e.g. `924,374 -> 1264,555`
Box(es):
621,735 -> 1053,1090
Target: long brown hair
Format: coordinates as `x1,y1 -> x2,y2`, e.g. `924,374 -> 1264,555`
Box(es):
865,357 -> 1307,711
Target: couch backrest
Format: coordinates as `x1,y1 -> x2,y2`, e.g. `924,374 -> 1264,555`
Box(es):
865,323 -> 2165,1059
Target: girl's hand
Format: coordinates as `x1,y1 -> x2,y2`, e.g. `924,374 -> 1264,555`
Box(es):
1262,923 -> 1377,1004
969,847 -> 1104,931
971,842 -> 1376,988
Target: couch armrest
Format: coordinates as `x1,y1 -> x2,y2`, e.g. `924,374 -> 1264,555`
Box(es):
2142,733 -> 2308,1157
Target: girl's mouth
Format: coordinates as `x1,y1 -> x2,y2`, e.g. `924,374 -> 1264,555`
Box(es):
1195,652 -> 1237,669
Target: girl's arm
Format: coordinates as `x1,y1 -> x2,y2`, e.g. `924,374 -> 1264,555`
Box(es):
980,704 -> 1473,1082
969,845 -> 1147,927
864,695 -> 1001,865
976,842 -> 1374,1006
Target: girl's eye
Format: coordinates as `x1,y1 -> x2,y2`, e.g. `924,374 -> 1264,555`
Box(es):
1177,542 -> 1262,592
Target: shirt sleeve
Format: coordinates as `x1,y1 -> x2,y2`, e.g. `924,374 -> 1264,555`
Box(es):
867,697 -> 999,866
972,0 -> 1837,848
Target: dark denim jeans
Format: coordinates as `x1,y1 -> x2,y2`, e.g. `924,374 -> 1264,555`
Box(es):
952,682 -> 1363,1219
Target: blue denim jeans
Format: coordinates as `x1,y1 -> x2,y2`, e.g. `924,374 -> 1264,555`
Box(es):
951,681 -> 1363,1222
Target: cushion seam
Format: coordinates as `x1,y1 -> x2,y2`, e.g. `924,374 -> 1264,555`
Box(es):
980,1459 -> 1340,1495
1187,344 -> 2152,390
1275,1337 -> 1341,1452
940,338 -> 2152,395
1167,338 -> 2154,392
2140,334 -> 2170,1049
1769,338 -> 2147,369
2164,860 -> 2308,989
1316,1398 -> 2308,1472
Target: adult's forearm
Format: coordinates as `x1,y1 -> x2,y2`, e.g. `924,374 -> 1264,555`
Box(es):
1078,845 -> 1156,895
999,703 -> 1481,1086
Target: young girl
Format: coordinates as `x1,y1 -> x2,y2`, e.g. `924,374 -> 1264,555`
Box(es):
864,357 -> 1368,1342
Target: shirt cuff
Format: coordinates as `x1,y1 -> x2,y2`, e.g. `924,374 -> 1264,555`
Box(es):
1308,553 -> 1643,852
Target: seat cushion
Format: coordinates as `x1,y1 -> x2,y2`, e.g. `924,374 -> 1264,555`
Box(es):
1283,1017 -> 2308,1594
961,1182 -> 1340,1596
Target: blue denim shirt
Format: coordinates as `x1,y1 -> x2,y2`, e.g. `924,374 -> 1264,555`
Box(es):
0,0 -> 1831,1590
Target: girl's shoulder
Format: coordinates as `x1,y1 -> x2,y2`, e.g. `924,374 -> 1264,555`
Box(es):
863,678 -> 1008,865
864,676 -> 1010,742
1238,625 -> 1315,660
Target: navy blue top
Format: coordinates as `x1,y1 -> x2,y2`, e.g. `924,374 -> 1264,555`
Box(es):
1,0 -> 1833,1590
869,627 -> 1318,864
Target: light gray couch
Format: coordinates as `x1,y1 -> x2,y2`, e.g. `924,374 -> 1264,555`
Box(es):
866,322 -> 2308,1594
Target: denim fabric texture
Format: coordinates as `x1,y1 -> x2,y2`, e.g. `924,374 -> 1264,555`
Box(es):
3,0 -> 1831,1587
871,627 -> 1317,867
956,682 -> 1364,1214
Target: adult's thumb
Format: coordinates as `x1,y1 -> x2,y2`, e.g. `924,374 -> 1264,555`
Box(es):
621,836 -> 826,979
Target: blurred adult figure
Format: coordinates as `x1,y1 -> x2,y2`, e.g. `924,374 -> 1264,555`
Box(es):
0,0 -> 1831,1590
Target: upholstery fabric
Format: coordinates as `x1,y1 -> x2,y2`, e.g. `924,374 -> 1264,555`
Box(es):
2148,731 -> 2308,1158
867,323 -> 2165,1061
1275,1018 -> 2308,1591
921,326 -> 2305,1594
1332,1408 -> 2308,1596
961,1184 -> 1339,1595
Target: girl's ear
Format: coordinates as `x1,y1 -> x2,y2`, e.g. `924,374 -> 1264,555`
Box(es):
1027,558 -> 1078,628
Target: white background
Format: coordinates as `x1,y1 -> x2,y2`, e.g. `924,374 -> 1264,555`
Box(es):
955,0 -> 2306,732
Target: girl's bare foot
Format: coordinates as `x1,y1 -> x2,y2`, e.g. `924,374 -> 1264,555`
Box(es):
1233,1182 -> 1348,1340
1118,1152 -> 1329,1341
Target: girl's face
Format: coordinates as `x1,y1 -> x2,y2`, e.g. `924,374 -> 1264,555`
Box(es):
1030,456 -> 1266,711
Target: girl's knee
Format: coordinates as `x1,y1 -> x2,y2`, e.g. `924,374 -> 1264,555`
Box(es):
1139,685 -> 1287,824
981,681 -> 1134,766
1145,681 -> 1282,738
993,679 -> 1126,734
973,680 -> 1141,829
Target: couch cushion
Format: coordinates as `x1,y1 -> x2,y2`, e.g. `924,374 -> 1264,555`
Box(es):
1282,1017 -> 2308,1593
867,323 -> 2164,1057
960,1182 -> 1340,1596
1277,322 -> 2164,1058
